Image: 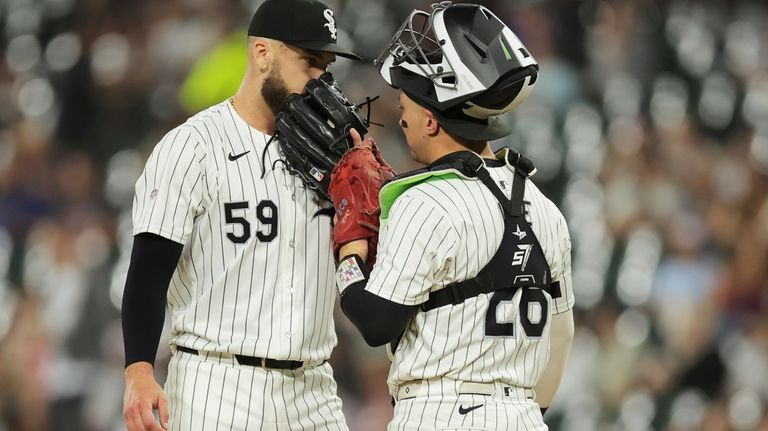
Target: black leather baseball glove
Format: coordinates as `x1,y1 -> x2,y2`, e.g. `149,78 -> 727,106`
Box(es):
271,72 -> 372,202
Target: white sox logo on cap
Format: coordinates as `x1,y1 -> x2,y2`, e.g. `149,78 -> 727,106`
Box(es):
323,9 -> 337,40
247,0 -> 360,60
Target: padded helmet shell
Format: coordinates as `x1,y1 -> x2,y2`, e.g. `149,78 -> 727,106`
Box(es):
376,2 -> 538,120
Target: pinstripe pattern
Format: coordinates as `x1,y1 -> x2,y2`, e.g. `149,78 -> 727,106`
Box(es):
133,100 -> 337,360
388,393 -> 546,431
366,159 -> 573,429
133,101 -> 345,429
166,351 -> 346,430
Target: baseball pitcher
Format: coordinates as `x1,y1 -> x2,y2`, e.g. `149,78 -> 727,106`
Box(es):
120,0 -> 365,430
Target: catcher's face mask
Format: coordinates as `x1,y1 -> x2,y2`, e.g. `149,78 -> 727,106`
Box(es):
375,1 -> 539,140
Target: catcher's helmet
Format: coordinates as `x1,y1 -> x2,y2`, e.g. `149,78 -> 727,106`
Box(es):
375,1 -> 538,140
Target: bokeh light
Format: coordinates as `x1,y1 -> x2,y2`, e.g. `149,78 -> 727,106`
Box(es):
5,34 -> 42,74
91,33 -> 131,86
45,32 -> 83,72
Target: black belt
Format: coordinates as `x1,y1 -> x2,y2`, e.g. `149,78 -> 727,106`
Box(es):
175,345 -> 308,370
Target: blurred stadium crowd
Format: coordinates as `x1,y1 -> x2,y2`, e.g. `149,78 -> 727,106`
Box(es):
1,0 -> 767,430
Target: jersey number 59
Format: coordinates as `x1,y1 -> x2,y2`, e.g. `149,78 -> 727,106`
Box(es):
224,201 -> 278,244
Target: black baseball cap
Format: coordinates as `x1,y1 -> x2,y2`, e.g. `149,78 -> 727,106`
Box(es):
403,89 -> 514,141
431,108 -> 514,141
248,0 -> 361,61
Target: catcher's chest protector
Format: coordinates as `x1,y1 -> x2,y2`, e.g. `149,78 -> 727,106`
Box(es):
379,149 -> 561,312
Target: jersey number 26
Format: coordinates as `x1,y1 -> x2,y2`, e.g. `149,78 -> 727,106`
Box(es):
485,289 -> 548,338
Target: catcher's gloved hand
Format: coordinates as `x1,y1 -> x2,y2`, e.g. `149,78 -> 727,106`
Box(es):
329,129 -> 396,267
273,72 -> 369,202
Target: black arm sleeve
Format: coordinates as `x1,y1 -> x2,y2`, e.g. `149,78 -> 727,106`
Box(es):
338,254 -> 419,347
122,232 -> 183,367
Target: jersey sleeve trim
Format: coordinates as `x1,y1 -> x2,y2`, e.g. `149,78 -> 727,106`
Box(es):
132,224 -> 187,245
551,292 -> 575,314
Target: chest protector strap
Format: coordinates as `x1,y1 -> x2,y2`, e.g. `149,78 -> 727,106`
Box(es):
419,151 -> 561,312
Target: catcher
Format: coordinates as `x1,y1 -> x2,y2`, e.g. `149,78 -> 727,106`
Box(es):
329,2 -> 575,430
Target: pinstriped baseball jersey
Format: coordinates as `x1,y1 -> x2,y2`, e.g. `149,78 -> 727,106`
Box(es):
132,100 -> 338,362
365,160 -> 574,394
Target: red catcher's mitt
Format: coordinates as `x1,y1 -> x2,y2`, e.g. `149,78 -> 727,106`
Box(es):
329,136 -> 396,267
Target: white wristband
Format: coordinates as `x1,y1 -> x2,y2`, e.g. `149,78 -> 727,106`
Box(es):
335,255 -> 367,295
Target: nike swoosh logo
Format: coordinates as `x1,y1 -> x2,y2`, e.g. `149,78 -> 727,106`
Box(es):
313,207 -> 335,219
228,150 -> 250,161
458,404 -> 484,415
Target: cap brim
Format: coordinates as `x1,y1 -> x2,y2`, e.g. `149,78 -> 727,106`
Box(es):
401,90 -> 512,141
424,106 -> 511,141
289,40 -> 362,61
